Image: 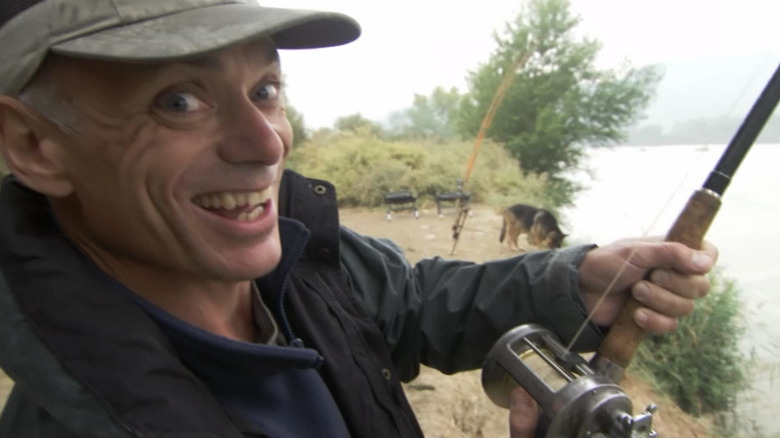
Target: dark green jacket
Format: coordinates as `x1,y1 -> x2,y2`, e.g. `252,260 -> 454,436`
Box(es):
0,171 -> 602,437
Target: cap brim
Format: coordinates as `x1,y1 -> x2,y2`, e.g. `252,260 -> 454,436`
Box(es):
51,4 -> 360,62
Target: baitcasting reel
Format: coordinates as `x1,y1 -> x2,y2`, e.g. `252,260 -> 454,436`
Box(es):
482,324 -> 658,438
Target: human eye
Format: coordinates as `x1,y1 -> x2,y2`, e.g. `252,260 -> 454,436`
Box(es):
153,90 -> 208,114
250,82 -> 282,103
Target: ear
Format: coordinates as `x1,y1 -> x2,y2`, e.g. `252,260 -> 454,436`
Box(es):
0,96 -> 73,197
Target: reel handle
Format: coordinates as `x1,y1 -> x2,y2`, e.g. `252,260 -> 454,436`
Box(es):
595,188 -> 721,376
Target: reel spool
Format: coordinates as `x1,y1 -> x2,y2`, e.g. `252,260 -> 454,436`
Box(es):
482,324 -> 657,438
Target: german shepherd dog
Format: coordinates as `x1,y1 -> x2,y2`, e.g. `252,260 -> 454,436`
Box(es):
499,204 -> 567,250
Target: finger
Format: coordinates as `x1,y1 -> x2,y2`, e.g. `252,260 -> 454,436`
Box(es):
648,268 -> 711,299
509,387 -> 539,438
699,240 -> 719,264
629,241 -> 716,275
634,307 -> 680,334
632,281 -> 695,318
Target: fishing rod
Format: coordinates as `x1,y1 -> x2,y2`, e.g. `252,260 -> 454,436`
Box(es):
482,60 -> 780,437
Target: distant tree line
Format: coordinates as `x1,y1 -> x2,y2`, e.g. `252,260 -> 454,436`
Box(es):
626,115 -> 780,146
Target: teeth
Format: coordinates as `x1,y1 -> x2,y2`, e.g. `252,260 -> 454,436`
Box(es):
221,192 -> 236,210
193,188 -> 271,213
247,192 -> 261,206
237,205 -> 265,222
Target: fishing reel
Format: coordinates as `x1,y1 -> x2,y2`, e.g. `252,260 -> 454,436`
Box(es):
482,324 -> 658,438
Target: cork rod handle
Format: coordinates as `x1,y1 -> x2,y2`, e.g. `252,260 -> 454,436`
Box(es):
596,188 -> 721,375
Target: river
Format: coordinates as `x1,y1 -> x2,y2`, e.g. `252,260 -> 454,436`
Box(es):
562,143 -> 780,434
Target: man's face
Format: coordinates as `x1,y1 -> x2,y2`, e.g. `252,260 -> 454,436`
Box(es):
45,39 -> 292,284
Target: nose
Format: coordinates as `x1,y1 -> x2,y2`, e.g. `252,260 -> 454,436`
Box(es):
217,98 -> 288,166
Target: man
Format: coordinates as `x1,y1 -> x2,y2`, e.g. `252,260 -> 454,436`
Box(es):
0,1 -> 715,437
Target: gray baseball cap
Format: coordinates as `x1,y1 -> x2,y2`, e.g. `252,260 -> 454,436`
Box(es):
0,0 -> 361,96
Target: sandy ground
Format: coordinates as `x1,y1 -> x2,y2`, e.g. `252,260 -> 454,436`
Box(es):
0,204 -> 715,436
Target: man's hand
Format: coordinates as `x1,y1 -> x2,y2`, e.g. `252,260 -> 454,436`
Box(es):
509,387 -> 539,438
507,238 -> 717,437
577,238 -> 718,332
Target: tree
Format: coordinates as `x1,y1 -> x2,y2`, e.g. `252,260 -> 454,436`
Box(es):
285,104 -> 307,147
456,0 -> 661,206
386,86 -> 462,141
334,113 -> 384,137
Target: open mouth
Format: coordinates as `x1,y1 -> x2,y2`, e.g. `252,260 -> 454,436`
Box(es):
192,189 -> 272,222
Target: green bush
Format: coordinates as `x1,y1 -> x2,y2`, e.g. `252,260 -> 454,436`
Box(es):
635,270 -> 746,417
287,129 -> 551,210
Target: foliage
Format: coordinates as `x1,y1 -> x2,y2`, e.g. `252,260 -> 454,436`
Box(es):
635,270 -> 747,418
287,129 -> 549,209
456,0 -> 661,206
386,86 -> 463,141
285,104 -> 307,148
334,113 -> 385,137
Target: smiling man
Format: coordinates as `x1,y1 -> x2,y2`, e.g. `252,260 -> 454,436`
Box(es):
35,42 -> 293,340
0,1 -> 716,437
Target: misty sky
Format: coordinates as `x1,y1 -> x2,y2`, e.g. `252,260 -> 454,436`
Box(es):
264,0 -> 780,129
